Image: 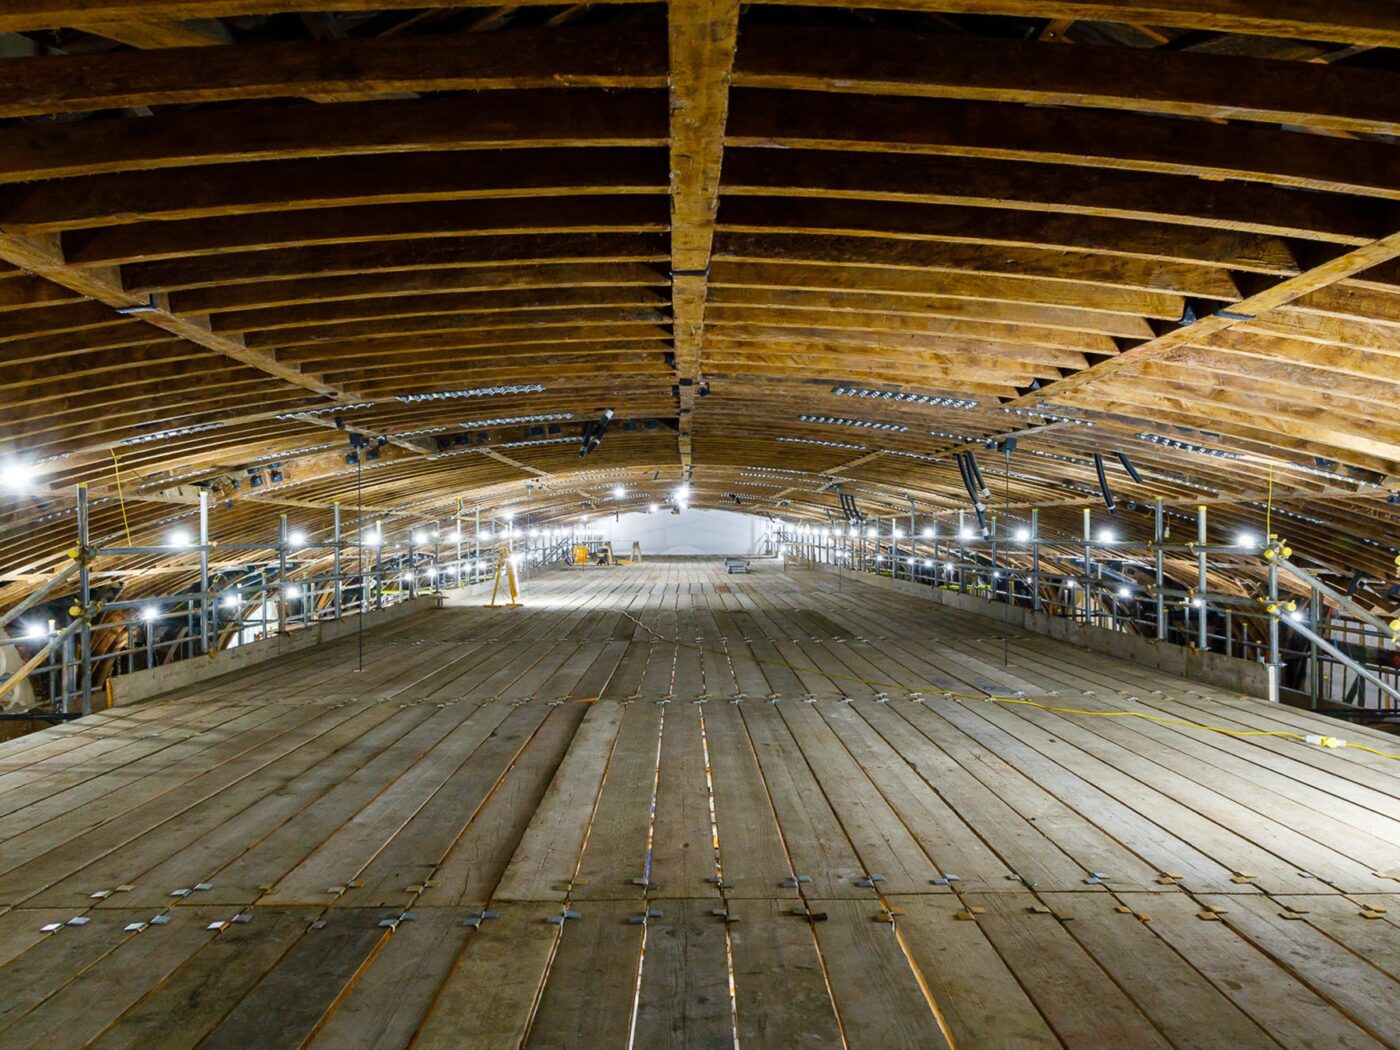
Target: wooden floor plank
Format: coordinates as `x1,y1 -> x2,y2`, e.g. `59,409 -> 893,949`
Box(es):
3,559 -> 1396,1049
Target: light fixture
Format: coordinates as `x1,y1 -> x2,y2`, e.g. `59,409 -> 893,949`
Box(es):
776,436 -> 867,451
676,483 -> 691,500
220,593 -> 240,609
798,414 -> 909,433
921,527 -> 934,539
1236,531 -> 1259,547
1135,432 -> 1242,460
1190,597 -> 1203,608
1097,528 -> 1117,543
23,622 -> 47,641
396,383 -> 544,404
287,530 -> 306,547
1,459 -> 38,493
923,559 -> 933,567
284,584 -> 301,599
401,572 -> 413,583
1118,585 -> 1132,598
831,386 -> 978,409
1065,581 -> 1077,590
1287,609 -> 1305,622
168,528 -> 192,548
447,529 -> 462,542
366,530 -> 382,546
648,503 -> 658,513
141,606 -> 160,621
613,485 -> 626,499
958,528 -> 974,541
1014,528 -> 1031,542
412,531 -> 427,545
121,422 -> 224,446
461,412 -> 572,428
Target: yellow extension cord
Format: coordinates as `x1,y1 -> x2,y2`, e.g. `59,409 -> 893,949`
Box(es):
615,610 -> 1400,761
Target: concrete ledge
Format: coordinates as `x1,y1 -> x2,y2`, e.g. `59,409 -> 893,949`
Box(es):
809,564 -> 1269,699
107,595 -> 440,708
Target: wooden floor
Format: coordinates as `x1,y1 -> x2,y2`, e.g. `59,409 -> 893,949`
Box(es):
2,560 -> 1399,1049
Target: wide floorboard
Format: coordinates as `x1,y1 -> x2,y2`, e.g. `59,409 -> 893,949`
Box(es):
2,559 -> 1398,1049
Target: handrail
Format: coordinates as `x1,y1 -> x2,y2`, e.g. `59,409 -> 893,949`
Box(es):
0,615 -> 83,708
0,560 -> 80,634
1281,615 -> 1400,706
1275,556 -> 1400,642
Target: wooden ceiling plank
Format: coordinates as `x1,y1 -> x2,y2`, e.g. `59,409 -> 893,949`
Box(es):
0,25 -> 665,118
248,308 -> 672,352
0,148 -> 667,232
0,1 -> 1392,44
0,231 -> 353,401
0,91 -> 667,185
728,89 -> 1400,204
215,286 -> 671,336
62,196 -> 670,267
709,260 -> 1184,318
707,286 -> 1155,339
719,195 -> 1298,274
173,263 -> 669,315
732,24 -> 1400,134
721,148 -> 1385,244
123,235 -> 670,294
1009,228 -> 1400,407
74,17 -> 229,47
715,232 -> 1236,299
705,306 -> 1115,353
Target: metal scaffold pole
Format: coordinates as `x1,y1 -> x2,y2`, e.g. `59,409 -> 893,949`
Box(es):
76,483 -> 92,716
1154,497 -> 1166,641
333,503 -> 343,620
198,489 -> 210,655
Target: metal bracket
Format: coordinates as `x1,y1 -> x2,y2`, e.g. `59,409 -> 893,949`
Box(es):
116,294 -> 159,315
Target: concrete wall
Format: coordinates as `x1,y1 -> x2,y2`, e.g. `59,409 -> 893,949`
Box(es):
811,564 -> 1270,699
595,508 -> 773,557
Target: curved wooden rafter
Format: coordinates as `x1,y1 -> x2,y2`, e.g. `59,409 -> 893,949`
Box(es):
1,2 -> 1399,620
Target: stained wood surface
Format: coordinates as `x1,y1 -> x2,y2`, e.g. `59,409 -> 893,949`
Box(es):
2,559 -> 1399,1048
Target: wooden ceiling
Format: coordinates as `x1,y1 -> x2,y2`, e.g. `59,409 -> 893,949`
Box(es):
2,1 -> 1400,609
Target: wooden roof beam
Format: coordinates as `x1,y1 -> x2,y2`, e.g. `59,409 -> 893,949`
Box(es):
733,24 -> 1400,135
668,0 -> 740,472
1,1 -> 1395,44
0,25 -> 665,118
0,232 -> 439,458
1009,229 -> 1400,409
74,17 -> 229,47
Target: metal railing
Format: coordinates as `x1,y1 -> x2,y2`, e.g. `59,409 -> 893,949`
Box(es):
776,499 -> 1400,712
1,485 -> 601,718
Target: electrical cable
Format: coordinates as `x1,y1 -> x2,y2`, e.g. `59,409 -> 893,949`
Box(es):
109,449 -> 134,547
